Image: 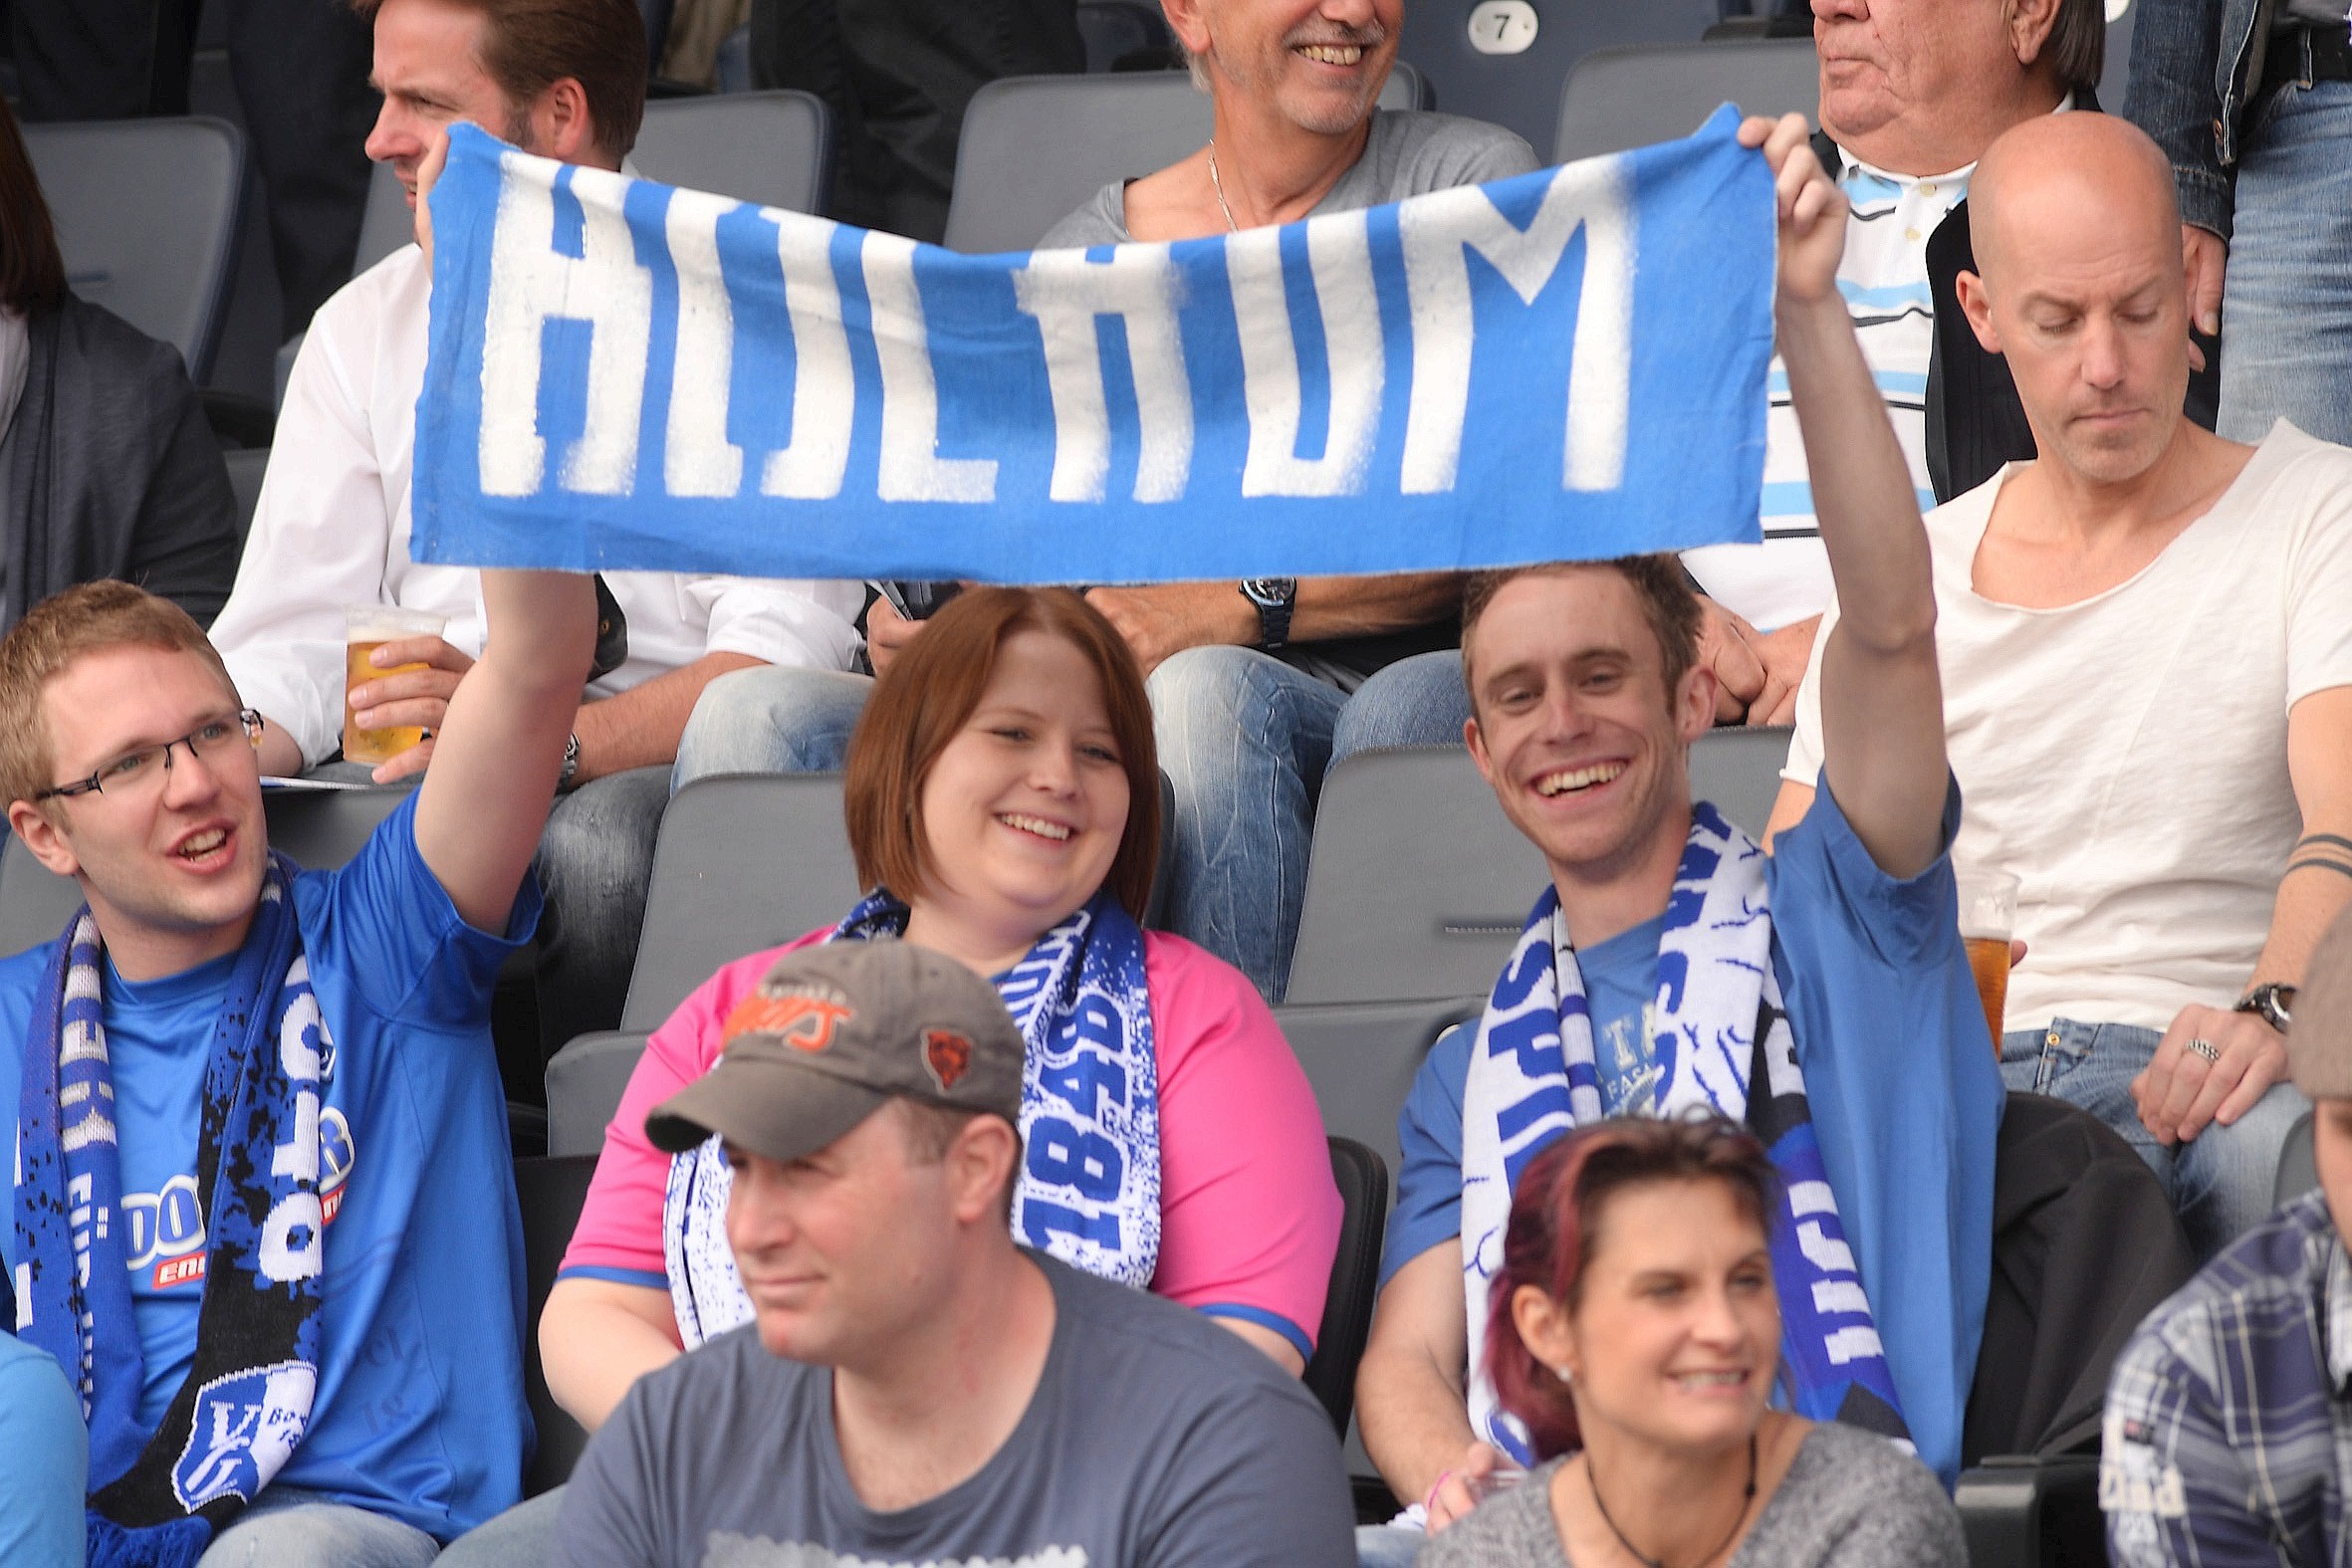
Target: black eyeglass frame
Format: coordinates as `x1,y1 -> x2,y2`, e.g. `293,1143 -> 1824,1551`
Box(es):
36,709 -> 266,801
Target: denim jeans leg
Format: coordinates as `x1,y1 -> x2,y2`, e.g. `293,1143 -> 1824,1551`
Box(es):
2215,79 -> 2352,444
532,765 -> 673,1055
1329,649 -> 1472,768
194,1488 -> 441,1567
670,666 -> 875,792
1999,1019 -> 2173,1184
2171,1076 -> 2310,1260
1354,1522 -> 1428,1568
432,1486 -> 567,1567
1147,646 -> 1346,1002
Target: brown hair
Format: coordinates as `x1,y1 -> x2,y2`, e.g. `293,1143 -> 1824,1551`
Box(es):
1460,557 -> 1704,708
2042,0 -> 2106,97
0,96 -> 66,316
352,0 -> 647,161
843,587 -> 1160,921
1486,1115 -> 1779,1462
0,582 -> 237,810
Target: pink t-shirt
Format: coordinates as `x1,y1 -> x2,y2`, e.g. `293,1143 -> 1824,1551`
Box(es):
562,928 -> 1342,1354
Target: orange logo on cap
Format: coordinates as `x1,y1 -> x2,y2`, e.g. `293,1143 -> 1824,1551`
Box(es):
724,993 -> 855,1052
925,1030 -> 972,1091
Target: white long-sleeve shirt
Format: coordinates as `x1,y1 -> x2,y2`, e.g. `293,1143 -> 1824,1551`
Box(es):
211,244 -> 863,767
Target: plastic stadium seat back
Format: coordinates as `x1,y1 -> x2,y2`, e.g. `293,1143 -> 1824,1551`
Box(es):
514,1154 -> 597,1496
1552,39 -> 1820,165
1304,1136 -> 1389,1435
0,785 -> 408,961
942,65 -> 1427,255
347,91 -> 834,279
618,774 -> 863,1030
546,1030 -> 653,1157
2277,1109 -> 2317,1207
1277,1000 -> 1485,1182
27,116 -> 246,381
225,447 -> 270,552
2103,0 -> 2135,118
1402,0 -> 1721,157
1690,724 -> 1793,841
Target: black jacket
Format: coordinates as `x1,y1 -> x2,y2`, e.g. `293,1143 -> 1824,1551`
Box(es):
1,293 -> 239,632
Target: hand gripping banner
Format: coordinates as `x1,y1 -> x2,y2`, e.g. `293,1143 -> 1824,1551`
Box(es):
411,107 -> 1772,582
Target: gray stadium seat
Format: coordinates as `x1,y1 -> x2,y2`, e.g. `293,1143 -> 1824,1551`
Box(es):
27,116 -> 247,381
2276,1109 -> 2317,1207
1284,729 -> 1792,1007
224,446 -> 270,551
0,785 -> 408,960
1280,1000 -> 1485,1181
2102,0 -> 2134,115
1401,0 -> 1722,158
346,90 -> 834,280
1552,38 -> 1819,164
548,1029 -> 653,1157
942,64 -> 1430,254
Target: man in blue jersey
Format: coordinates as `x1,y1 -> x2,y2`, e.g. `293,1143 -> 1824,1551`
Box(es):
0,560 -> 593,1561
1350,113 -> 2004,1564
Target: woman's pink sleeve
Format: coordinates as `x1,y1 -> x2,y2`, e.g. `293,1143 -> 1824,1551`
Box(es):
558,935 -> 822,1281
1144,934 -> 1341,1358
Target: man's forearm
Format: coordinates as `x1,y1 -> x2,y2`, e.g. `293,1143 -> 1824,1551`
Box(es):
570,651 -> 765,783
1357,1352 -> 1479,1505
1289,572 -> 1463,642
2249,836 -> 2352,991
255,715 -> 306,778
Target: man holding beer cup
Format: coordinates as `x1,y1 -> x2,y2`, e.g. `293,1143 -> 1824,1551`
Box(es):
1771,113 -> 2352,1262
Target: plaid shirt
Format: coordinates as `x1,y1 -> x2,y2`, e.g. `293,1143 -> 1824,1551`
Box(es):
2104,1190 -> 2352,1566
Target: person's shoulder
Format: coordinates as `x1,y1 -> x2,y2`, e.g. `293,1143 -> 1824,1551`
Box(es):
0,938 -> 58,992
1047,1255 -> 1325,1414
1789,1420 -> 1949,1490
2133,1192 -> 2337,1353
1418,1458 -> 1570,1566
2247,423 -> 2352,528
1370,110 -> 1542,191
45,292 -> 193,382
1773,1423 -> 1964,1556
1141,929 -> 1266,1014
306,244 -> 429,344
1038,180 -> 1130,250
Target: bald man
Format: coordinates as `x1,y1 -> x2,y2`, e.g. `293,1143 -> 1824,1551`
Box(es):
1767,113 -> 2352,1260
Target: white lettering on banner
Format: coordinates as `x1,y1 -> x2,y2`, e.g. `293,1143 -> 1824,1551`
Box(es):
1787,1179 -> 1836,1218
479,158 -> 654,498
260,1193 -> 324,1281
1810,1279 -> 1870,1317
760,215 -> 855,501
1822,1325 -> 1885,1365
1398,158 -> 1635,495
862,232 -> 998,503
1228,213 -> 1385,498
1013,247 -> 1193,503
664,188 -> 746,499
1794,1219 -> 1855,1276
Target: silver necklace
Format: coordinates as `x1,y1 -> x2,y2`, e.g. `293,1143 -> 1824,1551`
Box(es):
1206,140 -> 1240,233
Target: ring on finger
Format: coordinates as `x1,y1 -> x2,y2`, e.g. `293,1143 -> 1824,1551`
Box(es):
2186,1037 -> 2221,1064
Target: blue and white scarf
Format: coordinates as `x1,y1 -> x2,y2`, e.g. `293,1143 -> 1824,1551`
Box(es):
665,888 -> 1161,1346
1460,805 -> 1909,1463
15,858 -> 328,1568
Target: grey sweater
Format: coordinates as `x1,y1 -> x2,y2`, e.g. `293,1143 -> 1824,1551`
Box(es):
1416,1423 -> 1965,1568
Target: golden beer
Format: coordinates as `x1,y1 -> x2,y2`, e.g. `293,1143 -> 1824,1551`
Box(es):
1966,935 -> 2010,1058
343,640 -> 430,765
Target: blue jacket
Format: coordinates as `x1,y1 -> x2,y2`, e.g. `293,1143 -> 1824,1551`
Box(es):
2124,0 -> 2269,236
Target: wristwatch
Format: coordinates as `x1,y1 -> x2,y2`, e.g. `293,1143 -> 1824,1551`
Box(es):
1240,578 -> 1298,651
2235,983 -> 2297,1033
558,732 -> 582,790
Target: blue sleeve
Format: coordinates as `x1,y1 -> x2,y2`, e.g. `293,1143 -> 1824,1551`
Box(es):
2120,0 -> 2234,236
1379,1023 -> 1474,1289
1766,774 -> 2004,1489
301,791 -> 544,1028
0,1339 -> 87,1566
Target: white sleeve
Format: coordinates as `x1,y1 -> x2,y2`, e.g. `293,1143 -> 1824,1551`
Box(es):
2285,470 -> 2352,708
684,574 -> 864,672
1781,590 -> 1840,790
210,315 -> 393,767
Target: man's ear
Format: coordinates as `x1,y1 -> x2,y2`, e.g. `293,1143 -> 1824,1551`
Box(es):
1675,663 -> 1717,744
951,1116 -> 1022,1227
1465,712 -> 1496,786
2007,0 -> 2064,67
1160,0 -> 1212,61
1955,269 -> 2003,355
7,799 -> 79,880
533,78 -> 600,167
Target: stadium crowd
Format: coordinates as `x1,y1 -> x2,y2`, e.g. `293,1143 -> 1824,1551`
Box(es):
1,0 -> 2350,1562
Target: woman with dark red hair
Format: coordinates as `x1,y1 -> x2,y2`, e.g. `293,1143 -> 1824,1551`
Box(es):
1422,1116 -> 1963,1567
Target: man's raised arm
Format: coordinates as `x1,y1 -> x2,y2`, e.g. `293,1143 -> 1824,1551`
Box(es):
1743,113 -> 1947,878
414,568 -> 598,931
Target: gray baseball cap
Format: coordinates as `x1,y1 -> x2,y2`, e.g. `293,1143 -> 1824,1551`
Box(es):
2290,907 -> 2352,1102
645,940 -> 1025,1161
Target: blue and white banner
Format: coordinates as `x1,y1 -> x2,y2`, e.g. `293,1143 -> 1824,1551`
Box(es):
412,108 -> 1772,582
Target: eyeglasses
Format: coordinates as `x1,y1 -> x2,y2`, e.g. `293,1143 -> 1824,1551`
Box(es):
39,710 -> 265,801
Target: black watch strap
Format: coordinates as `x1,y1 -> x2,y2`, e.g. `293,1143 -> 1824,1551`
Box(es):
2235,983 -> 2297,1032
1241,578 -> 1297,651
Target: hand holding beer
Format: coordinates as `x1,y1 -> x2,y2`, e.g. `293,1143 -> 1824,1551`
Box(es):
345,606 -> 467,781
1958,870 -> 2019,1057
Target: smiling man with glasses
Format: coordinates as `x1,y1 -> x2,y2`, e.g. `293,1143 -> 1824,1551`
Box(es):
0,568 -> 594,1564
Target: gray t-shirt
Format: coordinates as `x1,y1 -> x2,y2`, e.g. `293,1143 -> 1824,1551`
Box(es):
554,1252 -> 1355,1568
1417,1424 -> 1966,1568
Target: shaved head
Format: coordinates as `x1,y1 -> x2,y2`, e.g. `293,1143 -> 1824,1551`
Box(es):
1969,114 -> 2181,289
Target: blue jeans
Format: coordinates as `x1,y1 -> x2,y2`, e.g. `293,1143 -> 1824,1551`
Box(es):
433,1486 -> 565,1566
1149,646 -> 1471,999
669,648 -> 1473,999
1354,1522 -> 1427,1566
2215,77 -> 2352,445
194,1486 -> 440,1566
1999,1018 -> 2310,1261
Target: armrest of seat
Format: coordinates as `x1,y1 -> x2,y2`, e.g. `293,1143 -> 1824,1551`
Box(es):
1955,1453 -> 2101,1568
545,1030 -> 653,1158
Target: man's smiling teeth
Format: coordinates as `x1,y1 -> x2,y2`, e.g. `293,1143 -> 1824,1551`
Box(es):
178,828 -> 228,858
1534,762 -> 1626,797
998,812 -> 1071,842
1295,43 -> 1364,64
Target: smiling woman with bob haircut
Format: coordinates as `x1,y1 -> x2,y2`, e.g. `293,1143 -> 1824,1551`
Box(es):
540,586 -> 1343,1430
1421,1115 -> 1964,1567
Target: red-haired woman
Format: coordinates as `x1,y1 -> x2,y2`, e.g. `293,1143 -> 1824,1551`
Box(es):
1422,1116 -> 1963,1567
542,586 -> 1341,1429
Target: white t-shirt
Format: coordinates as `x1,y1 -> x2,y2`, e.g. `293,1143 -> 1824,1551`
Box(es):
1686,149 -> 1963,632
1785,423 -> 2352,1032
210,246 -> 865,767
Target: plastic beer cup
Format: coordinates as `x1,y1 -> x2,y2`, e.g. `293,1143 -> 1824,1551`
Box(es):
343,606 -> 448,766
